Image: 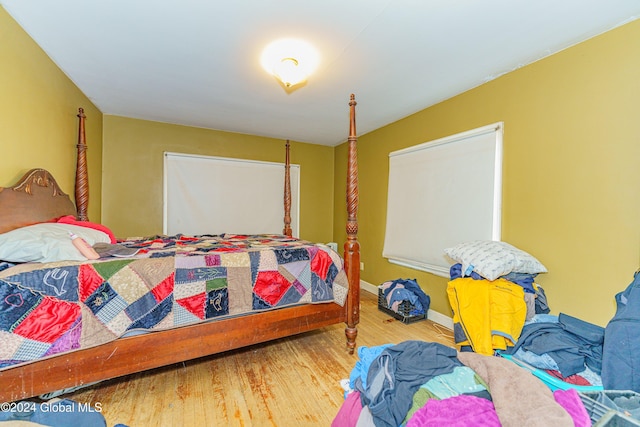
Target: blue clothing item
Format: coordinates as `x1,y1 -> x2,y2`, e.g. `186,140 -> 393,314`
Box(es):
525,314 -> 558,325
349,344 -> 393,390
512,348 -> 603,386
573,365 -> 603,386
450,263 -> 484,281
356,340 -> 462,427
502,271 -> 536,293
534,285 -> 551,314
388,287 -> 422,312
513,348 -> 560,370
559,313 -> 605,345
505,312 -> 604,377
602,270 -> 640,392
450,263 -> 538,293
0,261 -> 15,272
0,399 -> 107,426
382,278 -> 430,314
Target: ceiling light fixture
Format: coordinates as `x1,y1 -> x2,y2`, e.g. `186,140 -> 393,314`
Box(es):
261,38 -> 319,90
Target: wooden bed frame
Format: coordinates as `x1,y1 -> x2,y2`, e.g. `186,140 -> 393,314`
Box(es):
0,94 -> 360,403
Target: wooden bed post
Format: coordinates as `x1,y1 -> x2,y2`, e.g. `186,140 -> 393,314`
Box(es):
75,108 -> 89,221
344,94 -> 360,354
283,140 -> 293,237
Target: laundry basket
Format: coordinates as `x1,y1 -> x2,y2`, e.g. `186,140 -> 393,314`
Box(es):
579,391 -> 640,426
377,287 -> 427,324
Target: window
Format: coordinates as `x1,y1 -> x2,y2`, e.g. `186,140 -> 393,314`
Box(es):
163,152 -> 300,236
382,123 -> 503,277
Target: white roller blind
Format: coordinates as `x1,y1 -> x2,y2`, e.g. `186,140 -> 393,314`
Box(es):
163,152 -> 299,236
382,123 -> 503,277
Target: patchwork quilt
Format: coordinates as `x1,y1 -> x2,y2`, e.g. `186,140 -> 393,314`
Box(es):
0,234 -> 348,370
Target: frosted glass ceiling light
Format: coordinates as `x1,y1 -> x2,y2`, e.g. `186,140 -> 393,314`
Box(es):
261,38 -> 319,90
273,57 -> 303,88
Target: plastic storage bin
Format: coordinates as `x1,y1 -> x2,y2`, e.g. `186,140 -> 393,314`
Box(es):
579,391 -> 640,426
593,411 -> 640,427
377,287 -> 426,324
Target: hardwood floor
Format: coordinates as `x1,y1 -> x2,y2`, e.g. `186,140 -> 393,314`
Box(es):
67,290 -> 454,426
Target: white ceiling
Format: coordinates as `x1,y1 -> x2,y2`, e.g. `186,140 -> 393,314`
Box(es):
2,1 -> 639,146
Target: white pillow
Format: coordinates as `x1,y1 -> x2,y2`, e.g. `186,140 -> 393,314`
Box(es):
0,223 -> 111,263
444,240 -> 547,281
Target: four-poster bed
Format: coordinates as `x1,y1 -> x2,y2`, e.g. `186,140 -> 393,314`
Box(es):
0,94 -> 361,403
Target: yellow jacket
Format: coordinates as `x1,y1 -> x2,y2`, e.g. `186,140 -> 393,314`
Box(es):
447,277 -> 527,356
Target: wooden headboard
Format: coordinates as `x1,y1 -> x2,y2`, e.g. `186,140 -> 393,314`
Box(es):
0,109 -> 88,235
0,169 -> 76,234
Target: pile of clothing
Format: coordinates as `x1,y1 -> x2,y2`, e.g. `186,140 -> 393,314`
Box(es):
503,269 -> 640,392
447,262 -> 549,355
449,260 -> 606,387
501,313 -> 604,387
441,240 -> 551,356
333,341 -> 591,427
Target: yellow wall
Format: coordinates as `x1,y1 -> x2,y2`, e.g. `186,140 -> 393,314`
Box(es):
5,2 -> 639,327
337,20 -> 640,326
101,116 -> 335,243
0,7 -> 103,221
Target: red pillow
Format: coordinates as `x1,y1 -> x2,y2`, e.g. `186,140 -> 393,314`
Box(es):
56,215 -> 117,243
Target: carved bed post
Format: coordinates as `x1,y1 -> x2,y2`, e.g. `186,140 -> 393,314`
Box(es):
344,94 -> 360,354
75,108 -> 89,221
283,140 -> 293,237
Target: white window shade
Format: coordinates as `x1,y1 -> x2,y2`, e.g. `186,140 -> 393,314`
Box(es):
163,152 -> 299,236
382,123 -> 503,277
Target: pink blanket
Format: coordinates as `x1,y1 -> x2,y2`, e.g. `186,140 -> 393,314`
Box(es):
407,395 -> 500,427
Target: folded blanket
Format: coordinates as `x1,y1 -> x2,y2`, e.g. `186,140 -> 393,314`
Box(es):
457,352 -> 574,427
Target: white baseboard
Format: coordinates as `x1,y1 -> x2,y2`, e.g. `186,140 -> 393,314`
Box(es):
360,280 -> 378,295
425,308 -> 454,330
360,280 -> 453,330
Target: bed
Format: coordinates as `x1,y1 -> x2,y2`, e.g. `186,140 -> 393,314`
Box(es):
0,94 -> 361,403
